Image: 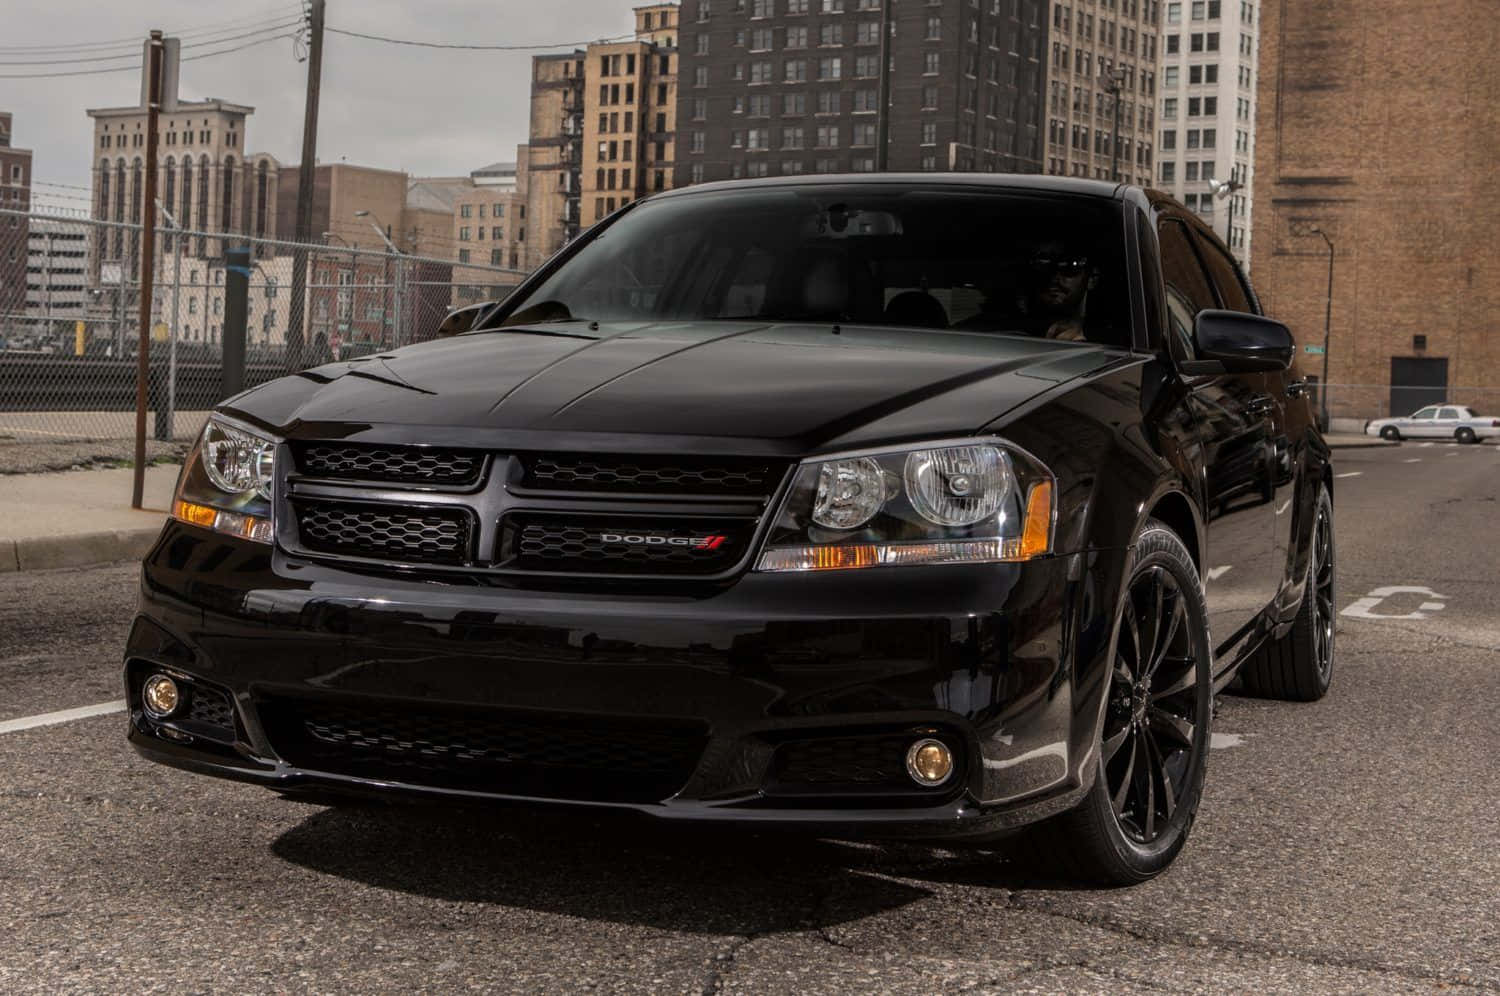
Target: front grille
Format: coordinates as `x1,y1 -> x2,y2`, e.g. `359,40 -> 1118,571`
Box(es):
520,453 -> 783,497
774,735 -> 912,787
258,696 -> 707,803
295,442 -> 483,487
294,500 -> 471,565
186,685 -> 235,732
499,513 -> 754,576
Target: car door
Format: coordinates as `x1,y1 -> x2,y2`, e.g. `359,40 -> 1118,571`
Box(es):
1406,406 -> 1440,437
1190,228 -> 1302,604
1157,216 -> 1278,663
1436,406 -> 1464,440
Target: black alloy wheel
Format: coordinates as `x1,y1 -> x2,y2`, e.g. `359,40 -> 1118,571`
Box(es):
1380,425 -> 1401,441
1011,521 -> 1212,885
1456,427 -> 1477,445
1309,489 -> 1336,685
1102,563 -> 1208,845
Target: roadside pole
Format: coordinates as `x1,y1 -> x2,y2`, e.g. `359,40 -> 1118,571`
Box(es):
132,30 -> 164,510
286,0 -> 326,372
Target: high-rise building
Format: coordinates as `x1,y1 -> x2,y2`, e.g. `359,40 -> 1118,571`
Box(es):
25,220 -> 89,323
0,110 -> 34,325
1041,0 -> 1161,184
86,37 -> 280,274
1250,0 -> 1500,417
1152,0 -> 1256,264
525,5 -> 680,265
452,149 -> 532,305
676,0 -> 1048,184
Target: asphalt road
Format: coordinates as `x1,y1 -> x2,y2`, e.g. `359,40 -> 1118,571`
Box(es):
1,442 -> 1496,994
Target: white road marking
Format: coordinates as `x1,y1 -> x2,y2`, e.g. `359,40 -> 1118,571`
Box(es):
1336,471 -> 1363,479
1342,586 -> 1451,621
1446,452 -> 1457,457
1403,458 -> 1422,463
1275,500 -> 1291,516
1211,732 -> 1247,750
0,700 -> 126,735
1421,442 -> 1435,448
1207,565 -> 1233,581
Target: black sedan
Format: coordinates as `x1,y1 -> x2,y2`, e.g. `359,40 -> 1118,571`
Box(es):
126,176 -> 1335,885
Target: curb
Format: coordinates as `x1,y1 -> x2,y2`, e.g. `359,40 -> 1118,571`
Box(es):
1326,440 -> 1397,450
2,527 -> 161,574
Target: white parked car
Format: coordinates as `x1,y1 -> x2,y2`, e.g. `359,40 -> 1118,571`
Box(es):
1365,404 -> 1500,443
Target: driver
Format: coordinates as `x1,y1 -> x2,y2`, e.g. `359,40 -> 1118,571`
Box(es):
1014,240 -> 1098,342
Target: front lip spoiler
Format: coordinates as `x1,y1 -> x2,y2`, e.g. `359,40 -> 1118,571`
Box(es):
127,726 -> 1088,839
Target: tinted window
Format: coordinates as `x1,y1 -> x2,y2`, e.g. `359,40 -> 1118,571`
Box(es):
1156,218 -> 1217,361
499,186 -> 1131,346
1439,407 -> 1461,420
1193,232 -> 1256,314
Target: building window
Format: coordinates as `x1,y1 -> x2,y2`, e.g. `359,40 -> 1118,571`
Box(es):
694,66 -> 709,87
818,57 -> 842,79
854,89 -> 878,112
816,90 -> 841,114
815,124 -> 840,148
851,123 -> 876,146
786,26 -> 808,48
784,59 -> 807,81
783,126 -> 806,149
921,122 -> 937,145
1165,66 -> 1179,87
922,85 -> 939,109
783,93 -> 806,115
782,160 -> 805,174
691,131 -> 705,153
747,127 -> 770,149
1164,98 -> 1178,120
1160,161 -> 1175,182
692,97 -> 707,120
460,204 -> 472,218
923,51 -> 940,74
695,34 -> 709,55
820,24 -> 843,45
459,249 -> 470,263
751,61 -> 773,83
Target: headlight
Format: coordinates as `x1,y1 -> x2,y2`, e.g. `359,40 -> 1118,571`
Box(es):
170,414 -> 278,544
756,439 -> 1054,572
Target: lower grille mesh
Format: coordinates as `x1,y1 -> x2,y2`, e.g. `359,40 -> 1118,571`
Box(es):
259,697 -> 708,803
186,686 -> 235,732
774,736 -> 912,786
294,502 -> 471,565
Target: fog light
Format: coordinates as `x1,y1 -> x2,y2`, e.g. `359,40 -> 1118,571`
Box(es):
142,674 -> 181,719
905,738 -> 954,787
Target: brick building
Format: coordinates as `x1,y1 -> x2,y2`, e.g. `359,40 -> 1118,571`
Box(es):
676,0 -> 1048,183
452,152 -> 531,306
0,111 -> 34,328
1249,0 -> 1500,417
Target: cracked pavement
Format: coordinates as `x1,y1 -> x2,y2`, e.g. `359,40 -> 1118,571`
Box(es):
0,444 -> 1496,993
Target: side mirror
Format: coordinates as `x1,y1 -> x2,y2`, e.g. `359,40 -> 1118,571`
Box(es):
1183,309 -> 1294,374
436,302 -> 493,338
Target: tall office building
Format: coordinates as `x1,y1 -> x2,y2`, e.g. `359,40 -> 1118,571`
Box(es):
1041,0 -> 1161,183
0,111 -> 34,325
86,37 -> 279,274
675,0 -> 1048,184
1250,0 -> 1500,417
525,5 -> 680,264
1152,0 -> 1257,263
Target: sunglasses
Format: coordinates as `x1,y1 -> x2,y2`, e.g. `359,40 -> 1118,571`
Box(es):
1030,257 -> 1090,276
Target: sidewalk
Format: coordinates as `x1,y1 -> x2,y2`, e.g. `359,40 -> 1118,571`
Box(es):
1325,433 -> 1394,449
0,465 -> 178,572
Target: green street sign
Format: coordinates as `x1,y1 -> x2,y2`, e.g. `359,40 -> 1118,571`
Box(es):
1304,345 -> 1325,355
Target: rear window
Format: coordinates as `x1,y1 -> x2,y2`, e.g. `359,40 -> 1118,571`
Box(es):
499,185 -> 1131,347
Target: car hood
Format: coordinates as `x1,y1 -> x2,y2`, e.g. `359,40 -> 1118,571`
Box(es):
230,321 -> 1129,454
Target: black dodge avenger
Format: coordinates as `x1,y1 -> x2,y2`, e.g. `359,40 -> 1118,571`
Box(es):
127,176 -> 1335,885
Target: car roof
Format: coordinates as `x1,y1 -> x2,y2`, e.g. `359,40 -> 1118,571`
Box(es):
650,172 -> 1134,202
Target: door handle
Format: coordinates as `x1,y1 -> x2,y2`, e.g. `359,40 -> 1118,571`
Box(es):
1246,395 -> 1274,418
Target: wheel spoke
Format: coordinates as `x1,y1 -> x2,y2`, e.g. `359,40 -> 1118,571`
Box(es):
1152,657 -> 1198,697
1138,568 -> 1165,677
1121,600 -> 1143,677
1147,596 -> 1186,681
1111,734 -> 1137,816
1138,730 -> 1156,839
1148,704 -> 1195,748
1148,730 -> 1177,820
1102,723 -> 1131,763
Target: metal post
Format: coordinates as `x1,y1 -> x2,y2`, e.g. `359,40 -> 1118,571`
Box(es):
133,30 -> 164,509
875,0 -> 894,171
1313,228 -> 1335,429
1111,88 -> 1122,182
286,0 -> 325,372
168,213 -> 181,435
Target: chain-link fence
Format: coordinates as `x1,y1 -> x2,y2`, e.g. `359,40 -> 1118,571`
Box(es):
1316,384 -> 1500,425
0,206 -> 527,452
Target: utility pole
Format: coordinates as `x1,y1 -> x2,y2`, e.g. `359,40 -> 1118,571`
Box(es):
1310,227 -> 1335,430
1100,67 -> 1127,183
132,30 -> 164,510
875,0 -> 894,171
286,0 -> 325,372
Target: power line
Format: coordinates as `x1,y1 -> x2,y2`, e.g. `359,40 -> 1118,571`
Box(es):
0,20 -> 304,66
0,6 -> 302,54
325,26 -> 633,52
0,32 -> 298,79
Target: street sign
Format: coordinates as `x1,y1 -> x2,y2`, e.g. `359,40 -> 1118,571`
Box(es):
1305,345 -> 1326,355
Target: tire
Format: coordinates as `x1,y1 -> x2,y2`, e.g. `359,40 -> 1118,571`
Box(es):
1238,485 -> 1335,701
1379,425 -> 1401,441
1456,427 -> 1477,445
1008,521 -> 1214,886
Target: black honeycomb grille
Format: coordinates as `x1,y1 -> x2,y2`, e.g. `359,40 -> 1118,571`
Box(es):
258,697 -> 708,803
774,736 -> 913,787
294,501 -> 471,564
521,453 -> 782,497
296,443 -> 483,486
500,514 -> 752,575
186,686 -> 235,732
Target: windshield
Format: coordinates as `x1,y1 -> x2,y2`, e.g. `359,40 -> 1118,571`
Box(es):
497,185 -> 1131,347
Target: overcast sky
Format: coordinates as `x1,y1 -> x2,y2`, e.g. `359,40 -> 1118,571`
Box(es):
2,0 -> 635,207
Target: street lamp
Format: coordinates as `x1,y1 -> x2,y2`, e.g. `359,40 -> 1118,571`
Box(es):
354,210 -> 401,347
1308,226 -> 1335,431
353,210 -> 400,253
1099,67 -> 1128,182
1207,177 -> 1243,247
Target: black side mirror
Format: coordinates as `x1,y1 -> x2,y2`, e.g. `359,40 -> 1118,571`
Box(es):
1182,309 -> 1294,374
436,302 -> 493,338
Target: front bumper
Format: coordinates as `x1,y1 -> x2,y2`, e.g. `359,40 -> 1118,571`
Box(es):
126,522 -> 1124,836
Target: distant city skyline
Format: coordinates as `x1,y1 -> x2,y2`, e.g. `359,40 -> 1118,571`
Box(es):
2,0 -> 640,205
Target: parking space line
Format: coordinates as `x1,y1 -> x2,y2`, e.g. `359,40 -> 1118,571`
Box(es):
1336,471 -> 1363,478
0,701 -> 126,735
